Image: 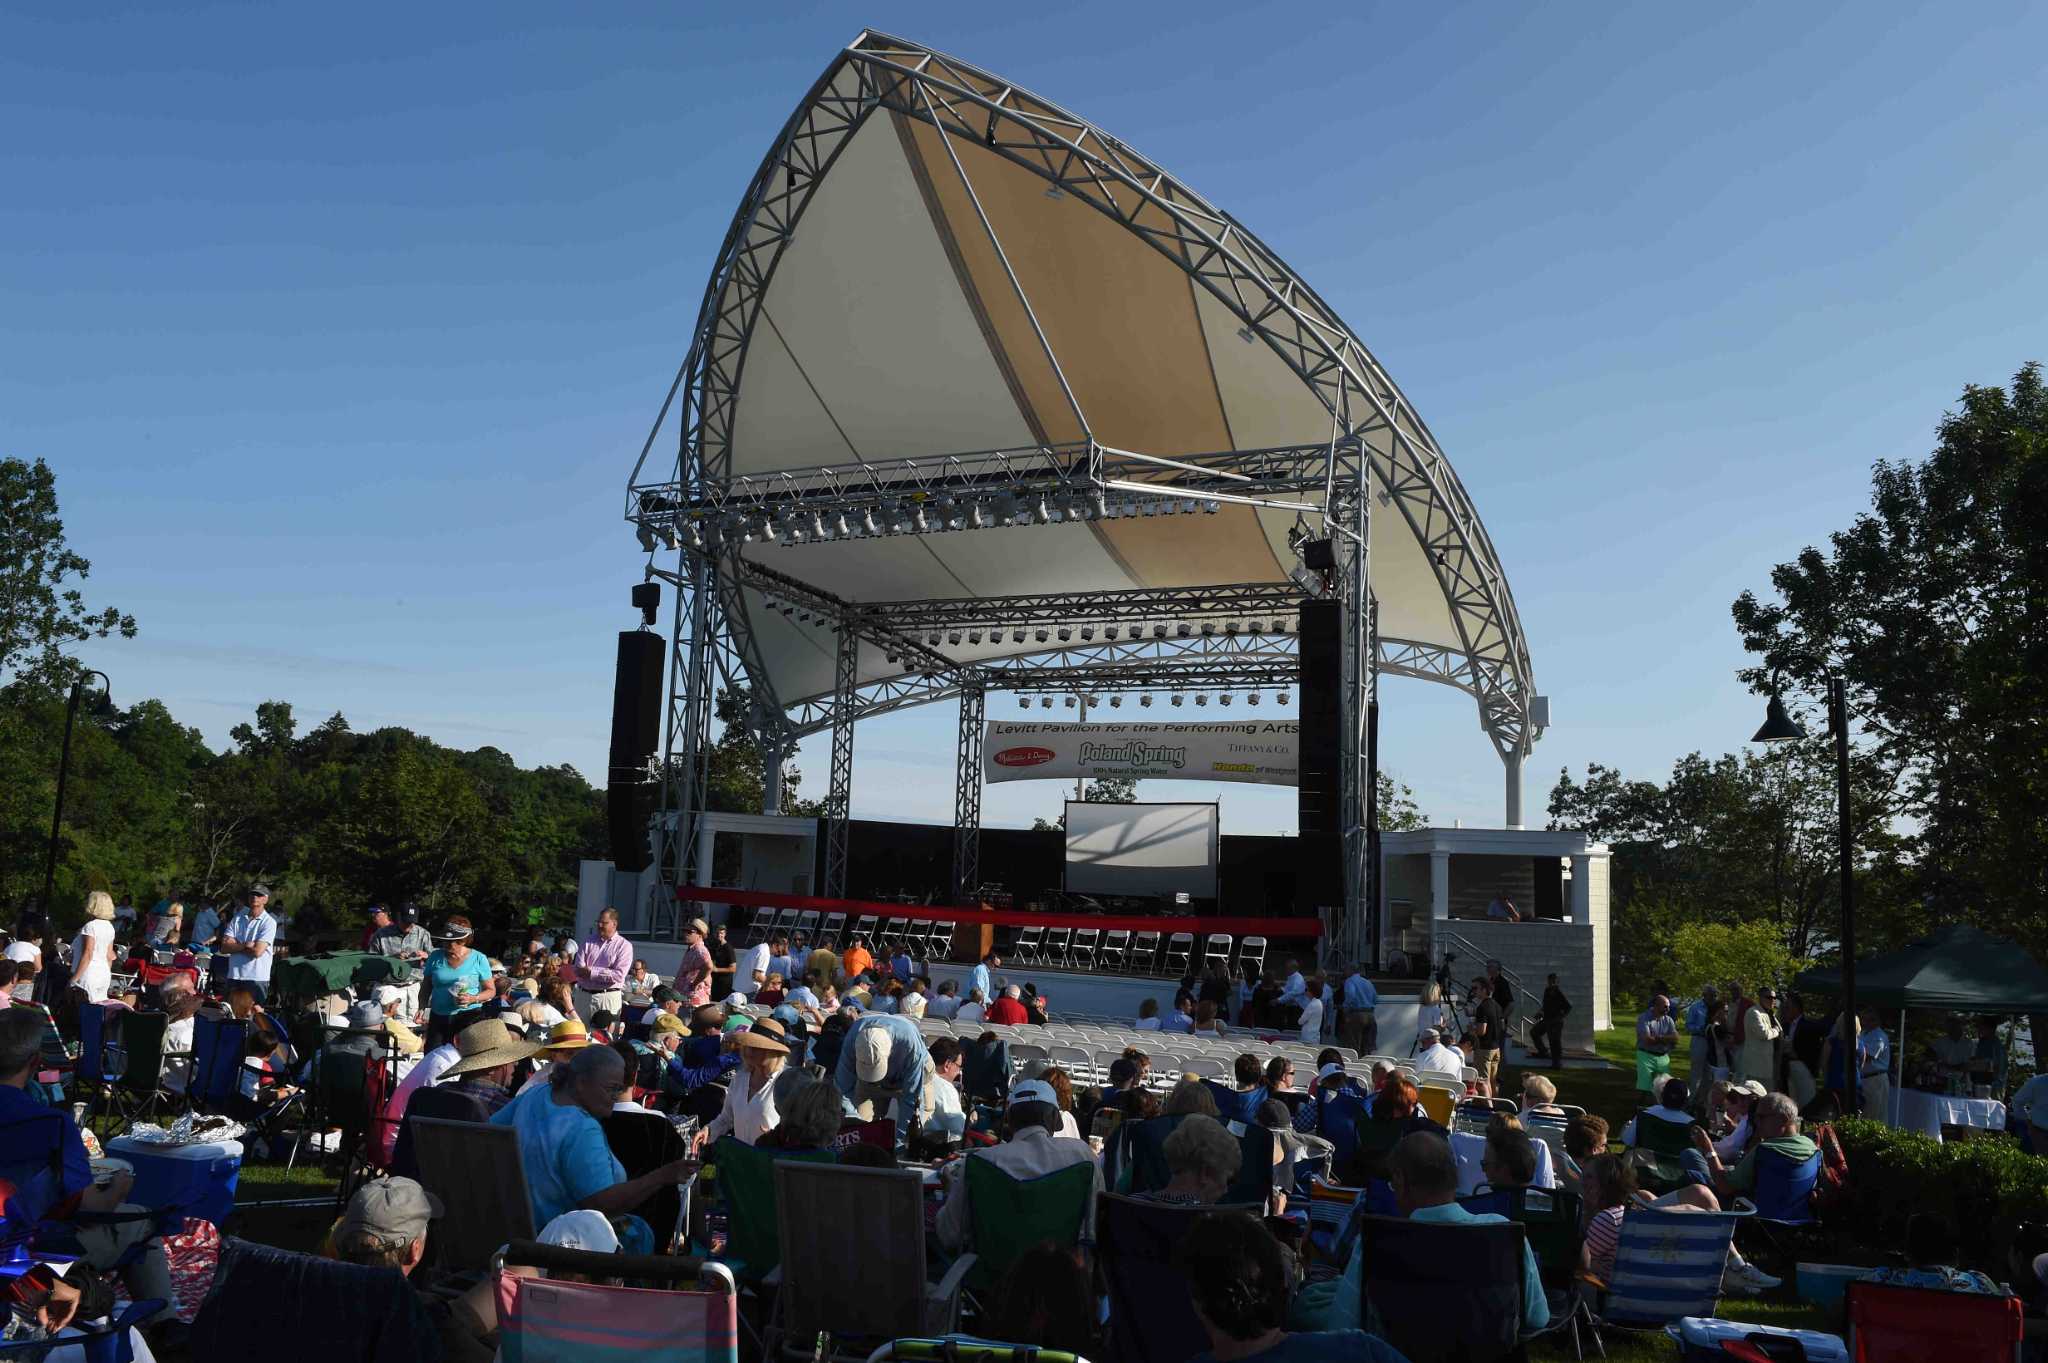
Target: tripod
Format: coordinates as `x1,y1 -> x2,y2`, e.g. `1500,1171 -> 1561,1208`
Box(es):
1410,950 -> 1470,1056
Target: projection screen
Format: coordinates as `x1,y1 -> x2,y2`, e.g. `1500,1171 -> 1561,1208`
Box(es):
1063,801 -> 1220,899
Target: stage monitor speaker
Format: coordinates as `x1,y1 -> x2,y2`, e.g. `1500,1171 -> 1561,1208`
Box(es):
606,780 -> 657,872
1297,599 -> 1341,838
609,630 -> 665,780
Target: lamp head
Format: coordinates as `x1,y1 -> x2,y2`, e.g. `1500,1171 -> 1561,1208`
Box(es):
1751,692 -> 1806,743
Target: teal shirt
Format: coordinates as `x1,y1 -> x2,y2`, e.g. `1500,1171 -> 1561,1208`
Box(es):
424,948 -> 493,1015
1292,1201 -> 1549,1336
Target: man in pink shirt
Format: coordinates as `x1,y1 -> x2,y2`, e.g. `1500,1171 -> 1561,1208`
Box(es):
572,909 -> 632,1018
674,918 -> 715,1008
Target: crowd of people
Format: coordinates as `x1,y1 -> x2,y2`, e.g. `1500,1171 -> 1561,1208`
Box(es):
6,887 -> 2047,1361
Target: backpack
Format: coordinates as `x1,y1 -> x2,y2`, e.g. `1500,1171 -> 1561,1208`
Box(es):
1806,1121 -> 1851,1215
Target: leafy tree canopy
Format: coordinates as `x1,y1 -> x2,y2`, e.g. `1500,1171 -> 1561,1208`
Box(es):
0,457 -> 134,693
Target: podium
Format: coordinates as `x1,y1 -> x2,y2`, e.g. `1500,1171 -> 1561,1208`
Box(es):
950,919 -> 993,965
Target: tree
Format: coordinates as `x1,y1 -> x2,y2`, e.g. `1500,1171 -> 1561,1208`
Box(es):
1732,362 -> 2048,956
701,686 -> 818,816
1376,771 -> 1427,830
1667,920 -> 1811,1005
1031,774 -> 1137,831
0,457 -> 135,692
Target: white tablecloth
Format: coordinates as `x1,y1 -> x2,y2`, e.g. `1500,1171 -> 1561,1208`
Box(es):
1450,1128 -> 1557,1195
1893,1088 -> 2005,1142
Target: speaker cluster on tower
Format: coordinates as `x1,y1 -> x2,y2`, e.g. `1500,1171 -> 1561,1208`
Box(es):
606,587 -> 666,871
1295,599 -> 1343,914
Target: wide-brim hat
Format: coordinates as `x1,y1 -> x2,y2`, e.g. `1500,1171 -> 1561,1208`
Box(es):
441,1019 -> 543,1078
734,1019 -> 789,1056
685,918 -> 709,939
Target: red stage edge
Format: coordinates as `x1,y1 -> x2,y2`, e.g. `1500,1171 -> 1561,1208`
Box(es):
674,885 -> 1322,940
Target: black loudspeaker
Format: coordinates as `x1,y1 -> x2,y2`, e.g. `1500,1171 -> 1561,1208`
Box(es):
1297,600 -> 1341,839
607,630 -> 666,870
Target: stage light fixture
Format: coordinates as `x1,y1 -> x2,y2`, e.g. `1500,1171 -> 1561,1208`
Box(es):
1140,694 -> 1152,707
1248,620 -> 1265,635
1064,695 -> 1077,708
1219,693 -> 1232,706
1030,496 -> 1052,525
1248,692 -> 1260,705
1171,694 -> 1184,707
1109,694 -> 1121,707
947,631 -> 963,646
909,504 -> 930,533
1270,618 -> 1290,634
1035,627 -> 1050,643
1200,622 -> 1216,637
808,511 -> 829,540
1224,621 -> 1239,635
1152,624 -> 1168,639
884,650 -> 899,664
1141,500 -> 1160,517
860,507 -> 882,536
1057,626 -> 1072,642
926,632 -> 941,645
992,490 -> 1021,524
1176,623 -> 1192,638
763,595 -> 780,613
968,630 -> 983,644
830,511 -> 851,538
1087,489 -> 1108,519
1278,691 -> 1290,705
1012,629 -> 1027,644
1195,693 -> 1208,706
681,519 -> 704,549
1201,499 -> 1220,514
1040,696 -> 1052,708
969,502 -> 991,530
1080,626 -> 1094,641
1104,625 -> 1119,641
1019,696 -> 1030,709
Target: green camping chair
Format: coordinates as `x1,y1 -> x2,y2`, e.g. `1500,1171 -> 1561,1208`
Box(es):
710,1136 -> 836,1284
1628,1111 -> 1698,1194
964,1157 -> 1095,1293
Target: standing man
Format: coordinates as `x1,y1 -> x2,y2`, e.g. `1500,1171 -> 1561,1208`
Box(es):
1858,1009 -> 1892,1121
837,1010 -> 937,1128
361,906 -> 392,952
706,922 -> 736,999
1634,993 -> 1678,1096
1685,986 -> 1719,1086
371,904 -> 434,1023
572,909 -> 631,1020
674,919 -> 715,1008
1339,963 -> 1379,1055
971,952 -> 997,1006
1737,986 -> 1782,1087
219,884 -> 278,1005
1534,972 -> 1572,1067
1470,980 -> 1505,1092
1486,886 -> 1523,922
1485,961 -> 1516,1036
187,897 -> 224,952
734,931 -> 775,1001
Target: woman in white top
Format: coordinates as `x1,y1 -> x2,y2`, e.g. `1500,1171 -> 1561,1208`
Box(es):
956,991 -> 986,1024
698,1023 -> 790,1148
71,891 -> 117,1003
1297,978 -> 1326,1045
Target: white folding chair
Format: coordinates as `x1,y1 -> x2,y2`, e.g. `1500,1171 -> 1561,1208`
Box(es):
1099,929 -> 1130,970
1236,935 -> 1267,978
1047,1044 -> 1096,1085
1180,1056 -> 1227,1079
1132,931 -> 1162,973
1070,928 -> 1100,970
1163,933 -> 1194,976
819,912 -> 847,948
1013,924 -> 1044,964
1042,926 -> 1072,968
1203,934 -> 1233,971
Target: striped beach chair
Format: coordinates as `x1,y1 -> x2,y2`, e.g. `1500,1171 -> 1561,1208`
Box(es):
1585,1205 -> 1742,1336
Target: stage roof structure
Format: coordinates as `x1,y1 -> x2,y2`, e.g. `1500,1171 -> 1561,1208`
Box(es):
625,32 -> 1543,954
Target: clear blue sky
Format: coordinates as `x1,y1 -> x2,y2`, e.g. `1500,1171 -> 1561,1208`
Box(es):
6,2 -> 2044,833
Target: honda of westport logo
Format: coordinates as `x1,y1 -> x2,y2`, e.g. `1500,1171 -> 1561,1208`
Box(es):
993,746 -> 1057,768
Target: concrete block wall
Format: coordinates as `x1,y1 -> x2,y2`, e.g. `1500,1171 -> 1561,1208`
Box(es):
1435,918 -> 1600,1054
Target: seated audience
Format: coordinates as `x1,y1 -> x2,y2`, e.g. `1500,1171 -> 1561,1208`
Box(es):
489,1044 -> 692,1229
1183,1210 -> 1409,1362
955,989 -> 987,1024
1414,1027 -> 1464,1079
1139,1113 -> 1242,1206
330,1177 -> 493,1362
1579,1150 -> 1777,1295
1166,1075 -> 1221,1118
991,1241 -> 1097,1359
1480,1119 -> 1539,1191
0,1009 -> 175,1319
1038,1064 -> 1082,1139
937,1078 -> 1100,1256
929,980 -> 961,1020
1166,992 -> 1198,1034
158,973 -> 205,1095
986,984 -> 1031,1026
1134,998 -> 1163,1031
1717,1091 -> 1815,1206
392,1019 -> 539,1178
1519,1073 -> 1563,1116
758,1074 -> 844,1153
1192,999 -> 1228,1037
698,1020 -> 790,1149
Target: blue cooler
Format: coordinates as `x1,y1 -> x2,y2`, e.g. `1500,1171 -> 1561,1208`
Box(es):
1669,1318 -> 1848,1361
104,1136 -> 242,1228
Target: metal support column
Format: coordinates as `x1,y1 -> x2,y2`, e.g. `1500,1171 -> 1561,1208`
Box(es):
760,726 -> 787,816
663,549 -> 717,938
952,682 -> 985,903
822,624 -> 858,899
1504,748 -> 1524,830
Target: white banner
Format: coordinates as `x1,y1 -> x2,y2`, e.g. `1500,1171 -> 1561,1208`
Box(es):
983,720 -> 1300,787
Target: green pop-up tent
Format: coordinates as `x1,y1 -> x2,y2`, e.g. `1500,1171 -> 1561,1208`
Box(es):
1793,923 -> 2048,1012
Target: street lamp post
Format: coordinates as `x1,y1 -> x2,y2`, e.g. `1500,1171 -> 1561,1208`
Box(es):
38,669 -> 111,998
1752,673 -> 1856,1101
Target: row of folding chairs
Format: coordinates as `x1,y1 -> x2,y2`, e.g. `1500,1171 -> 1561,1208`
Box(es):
999,926 -> 1269,979
736,906 -> 955,959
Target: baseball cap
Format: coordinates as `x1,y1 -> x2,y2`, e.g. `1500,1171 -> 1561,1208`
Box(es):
538,1209 -> 619,1254
374,985 -> 404,1013
1732,1079 -> 1768,1099
853,1025 -> 894,1082
651,1011 -> 689,1038
337,1177 -> 442,1250
651,985 -> 681,1006
1008,1078 -> 1058,1108
248,883 -> 272,899
1418,1026 -> 1440,1043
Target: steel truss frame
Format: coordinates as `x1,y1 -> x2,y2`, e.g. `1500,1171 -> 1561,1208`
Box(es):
953,682 -> 985,900
629,30 -> 1541,942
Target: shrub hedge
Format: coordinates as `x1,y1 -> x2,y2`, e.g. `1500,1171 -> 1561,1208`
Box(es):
1831,1117 -> 2048,1270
